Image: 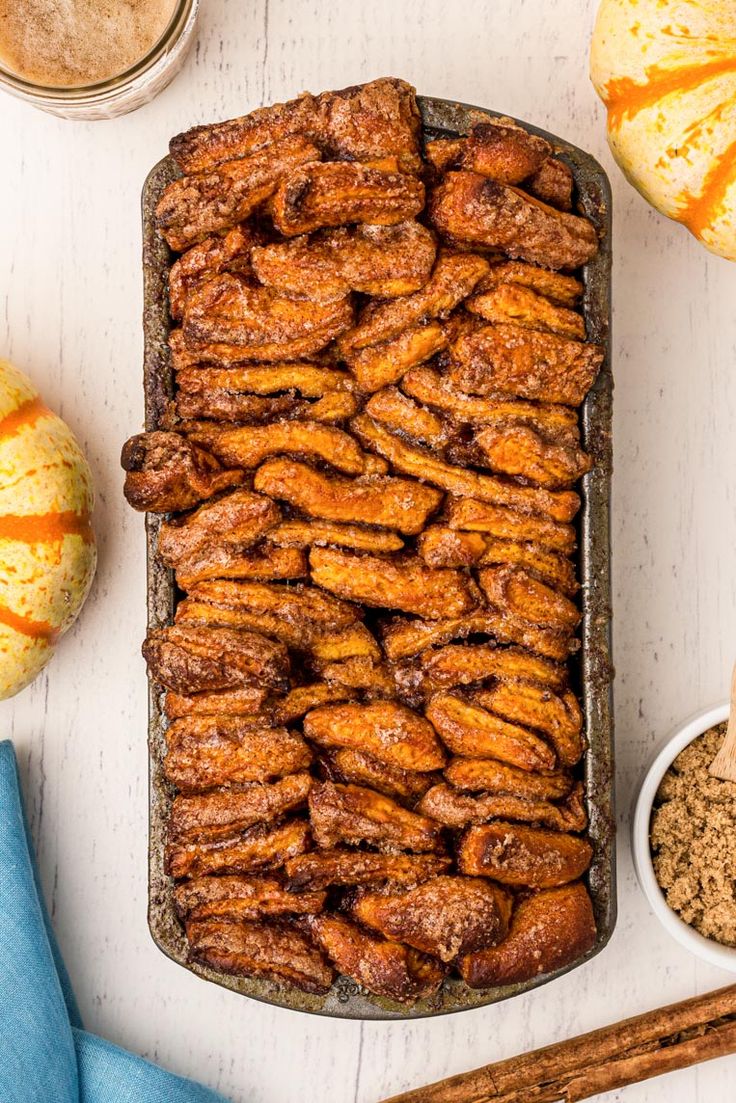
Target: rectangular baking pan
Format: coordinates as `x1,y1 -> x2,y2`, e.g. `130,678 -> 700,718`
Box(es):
142,93 -> 616,1019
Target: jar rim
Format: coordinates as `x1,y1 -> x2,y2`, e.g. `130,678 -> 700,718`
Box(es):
0,0 -> 196,101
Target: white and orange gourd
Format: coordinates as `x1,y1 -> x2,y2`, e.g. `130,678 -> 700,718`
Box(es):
591,0 -> 736,260
0,359 -> 96,699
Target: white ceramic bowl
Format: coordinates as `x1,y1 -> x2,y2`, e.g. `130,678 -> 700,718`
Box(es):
632,701 -> 736,972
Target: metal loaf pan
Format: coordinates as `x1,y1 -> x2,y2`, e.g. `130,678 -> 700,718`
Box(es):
142,94 -> 615,1020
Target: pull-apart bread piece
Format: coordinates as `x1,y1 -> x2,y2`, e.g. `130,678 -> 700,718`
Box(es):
156,135 -> 320,251
419,780 -> 587,832
309,546 -> 480,619
459,882 -> 596,988
309,913 -> 444,1003
168,224 -> 262,321
271,162 -> 425,236
121,431 -> 243,513
167,818 -> 311,879
322,747 -> 437,804
251,221 -> 437,301
458,822 -> 593,888
163,718 -> 311,794
169,77 -> 422,175
169,772 -> 312,844
130,79 -> 604,1004
448,322 -> 603,406
183,273 -> 354,358
187,918 -> 334,995
175,874 -> 326,923
285,850 -> 450,892
429,171 -> 598,271
142,624 -> 289,695
254,459 -> 443,535
303,700 -> 446,771
308,781 -> 445,854
353,876 -> 512,962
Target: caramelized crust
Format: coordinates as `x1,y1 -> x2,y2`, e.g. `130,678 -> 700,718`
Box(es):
445,757 -> 573,800
164,719 -> 312,792
419,780 -> 588,831
175,543 -> 307,590
380,612 -> 568,663
419,644 -> 567,691
426,693 -> 556,772
458,120 -> 550,183
304,701 -> 445,771
449,323 -> 603,406
172,390 -> 300,424
175,362 -> 354,397
271,162 -> 424,236
183,274 -> 353,355
418,525 -> 576,576
365,386 -> 446,447
308,623 -> 381,664
351,414 -> 579,522
251,222 -> 436,300
309,547 -> 479,619
167,818 -> 312,879
340,252 -> 489,352
430,172 -> 598,271
354,876 -> 512,962
157,488 -> 280,569
324,748 -> 436,803
446,498 -> 575,553
459,882 -> 596,987
187,918 -> 334,994
267,519 -> 404,554
164,685 -> 271,720
254,458 -> 443,534
169,225 -> 259,320
467,284 -> 585,340
401,366 -> 579,434
273,683 -> 353,724
121,431 -> 243,513
308,781 -> 445,853
344,322 -> 448,393
169,78 -> 422,175
457,822 -> 593,887
285,850 -> 450,892
169,772 -> 313,843
527,156 -> 574,211
155,136 -> 321,251
203,420 -> 371,475
174,874 -> 326,922
309,913 -> 444,1002
143,625 -> 289,694
476,682 -> 584,767
477,260 -> 582,305
479,565 -> 580,632
318,655 -> 395,695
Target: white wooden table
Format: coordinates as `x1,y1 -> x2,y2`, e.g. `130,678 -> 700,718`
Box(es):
2,2 -> 736,1100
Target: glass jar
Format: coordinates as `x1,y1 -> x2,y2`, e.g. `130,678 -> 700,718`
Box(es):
0,0 -> 199,120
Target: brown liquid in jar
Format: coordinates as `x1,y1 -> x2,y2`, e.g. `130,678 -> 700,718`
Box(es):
0,0 -> 177,88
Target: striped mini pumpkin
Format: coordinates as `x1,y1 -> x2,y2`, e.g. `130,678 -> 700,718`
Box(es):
0,359 -> 96,699
591,0 -> 736,260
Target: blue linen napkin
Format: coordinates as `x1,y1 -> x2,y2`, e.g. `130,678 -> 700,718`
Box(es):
0,739 -> 229,1103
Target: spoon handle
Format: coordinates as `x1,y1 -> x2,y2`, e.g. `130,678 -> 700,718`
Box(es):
709,662 -> 736,782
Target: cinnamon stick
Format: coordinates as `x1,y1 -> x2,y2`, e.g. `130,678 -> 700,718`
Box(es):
379,985 -> 736,1103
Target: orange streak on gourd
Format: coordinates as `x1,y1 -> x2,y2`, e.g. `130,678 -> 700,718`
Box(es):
677,136 -> 736,237
0,395 -> 50,441
0,511 -> 94,544
604,57 -> 736,128
0,602 -> 58,642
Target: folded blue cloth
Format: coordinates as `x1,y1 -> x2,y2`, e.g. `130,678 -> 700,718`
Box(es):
0,740 -> 229,1103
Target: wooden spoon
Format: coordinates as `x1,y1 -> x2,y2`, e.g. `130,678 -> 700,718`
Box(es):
709,663 -> 736,782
